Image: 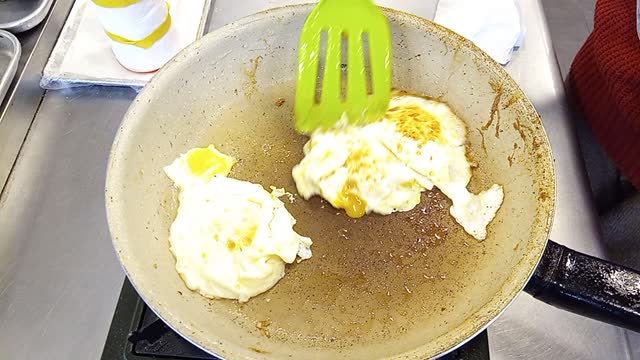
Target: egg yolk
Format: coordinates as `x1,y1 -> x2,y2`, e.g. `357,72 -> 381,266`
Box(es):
386,104 -> 442,144
225,225 -> 258,251
335,179 -> 367,218
186,146 -> 235,180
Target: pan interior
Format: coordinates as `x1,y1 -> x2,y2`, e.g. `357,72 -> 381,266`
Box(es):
106,6 -> 555,359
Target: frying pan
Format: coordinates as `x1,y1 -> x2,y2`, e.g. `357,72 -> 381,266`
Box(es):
105,5 -> 640,359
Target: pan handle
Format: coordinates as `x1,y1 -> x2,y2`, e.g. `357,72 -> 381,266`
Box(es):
524,240 -> 640,332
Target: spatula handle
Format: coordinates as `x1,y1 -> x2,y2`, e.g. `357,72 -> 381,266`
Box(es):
524,240 -> 640,332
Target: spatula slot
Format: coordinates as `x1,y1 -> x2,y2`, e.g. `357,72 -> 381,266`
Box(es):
362,32 -> 373,96
340,31 -> 348,102
314,30 -> 328,104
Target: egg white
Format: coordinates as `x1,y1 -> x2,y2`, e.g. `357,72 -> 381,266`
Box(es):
165,146 -> 312,302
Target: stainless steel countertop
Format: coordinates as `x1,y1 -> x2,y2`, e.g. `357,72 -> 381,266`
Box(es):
0,0 -> 632,359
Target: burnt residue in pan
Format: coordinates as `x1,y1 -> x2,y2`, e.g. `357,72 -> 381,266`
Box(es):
244,55 -> 263,99
502,92 -> 521,110
508,143 -> 519,167
481,80 -> 504,139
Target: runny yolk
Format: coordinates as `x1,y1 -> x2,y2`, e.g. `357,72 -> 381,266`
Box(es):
335,179 -> 367,218
186,147 -> 234,179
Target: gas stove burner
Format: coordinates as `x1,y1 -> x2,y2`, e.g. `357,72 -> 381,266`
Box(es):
101,279 -> 490,360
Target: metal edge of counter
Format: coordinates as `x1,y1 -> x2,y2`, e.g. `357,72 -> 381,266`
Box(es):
0,0 -> 76,197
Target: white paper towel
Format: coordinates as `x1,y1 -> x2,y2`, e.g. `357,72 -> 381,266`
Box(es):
434,0 -> 524,65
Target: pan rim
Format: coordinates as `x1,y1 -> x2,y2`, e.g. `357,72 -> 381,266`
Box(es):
105,4 -> 557,359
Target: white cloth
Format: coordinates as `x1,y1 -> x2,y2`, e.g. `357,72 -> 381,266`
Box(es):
434,0 -> 524,65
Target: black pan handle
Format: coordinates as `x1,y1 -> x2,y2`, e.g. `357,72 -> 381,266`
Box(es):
524,240 -> 640,332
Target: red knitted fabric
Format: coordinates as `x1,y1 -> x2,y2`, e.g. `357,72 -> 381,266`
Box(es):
569,0 -> 640,189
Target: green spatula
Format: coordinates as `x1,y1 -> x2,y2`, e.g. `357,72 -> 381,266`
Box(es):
294,0 -> 392,134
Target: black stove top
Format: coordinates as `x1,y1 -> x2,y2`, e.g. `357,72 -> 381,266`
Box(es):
101,279 -> 490,360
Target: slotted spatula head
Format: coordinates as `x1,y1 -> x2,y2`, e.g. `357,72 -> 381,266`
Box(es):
294,0 -> 392,134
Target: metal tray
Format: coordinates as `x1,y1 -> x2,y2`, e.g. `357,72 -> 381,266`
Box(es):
0,30 -> 21,103
0,0 -> 54,33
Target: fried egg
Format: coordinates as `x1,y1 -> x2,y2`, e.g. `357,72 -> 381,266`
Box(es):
165,145 -> 312,302
292,95 -> 504,240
